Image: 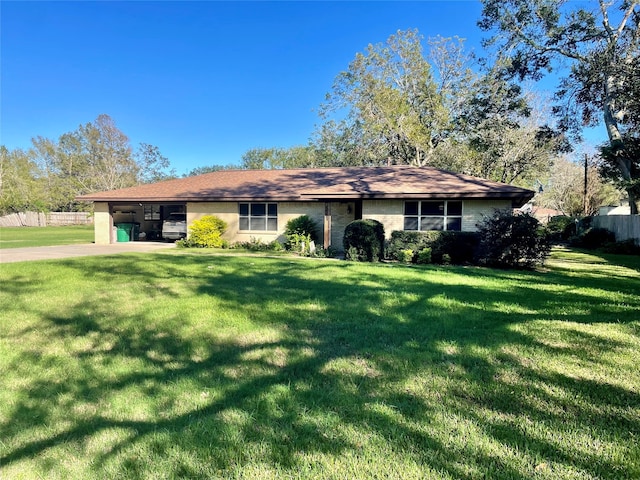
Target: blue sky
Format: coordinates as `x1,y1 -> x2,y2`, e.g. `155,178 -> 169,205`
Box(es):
1,1 -> 604,175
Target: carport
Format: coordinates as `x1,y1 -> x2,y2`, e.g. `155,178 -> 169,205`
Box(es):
104,202 -> 186,243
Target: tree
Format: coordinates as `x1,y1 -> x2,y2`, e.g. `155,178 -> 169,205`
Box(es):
458,69 -> 566,185
184,164 -> 239,177
241,148 -> 285,170
0,146 -> 48,214
135,143 -> 177,183
315,30 -> 561,184
240,146 -> 328,170
535,154 -> 622,216
318,29 -> 450,167
479,0 -> 640,212
29,114 -> 173,210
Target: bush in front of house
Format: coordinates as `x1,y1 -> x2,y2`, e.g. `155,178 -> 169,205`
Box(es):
386,231 -> 480,265
416,247 -> 432,264
231,237 -> 284,252
183,215 -> 228,248
430,231 -> 481,264
475,210 -> 551,269
343,219 -> 385,262
285,215 -> 319,243
284,215 -> 320,255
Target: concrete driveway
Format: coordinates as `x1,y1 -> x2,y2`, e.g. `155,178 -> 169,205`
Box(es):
0,242 -> 176,264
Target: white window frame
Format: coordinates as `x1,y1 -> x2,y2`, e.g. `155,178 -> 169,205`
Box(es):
239,202 -> 278,232
404,200 -> 463,231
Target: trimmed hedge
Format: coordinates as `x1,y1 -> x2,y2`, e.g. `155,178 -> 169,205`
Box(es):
386,230 -> 480,265
343,219 -> 385,262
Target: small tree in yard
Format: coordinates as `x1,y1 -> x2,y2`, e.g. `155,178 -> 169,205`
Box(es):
343,219 -> 385,262
185,215 -> 227,248
476,210 -> 550,269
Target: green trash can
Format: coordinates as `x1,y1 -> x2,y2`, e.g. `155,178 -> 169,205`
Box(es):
115,223 -> 133,242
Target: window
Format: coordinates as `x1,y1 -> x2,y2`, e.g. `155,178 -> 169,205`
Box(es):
404,201 -> 463,231
239,203 -> 278,231
144,204 -> 161,221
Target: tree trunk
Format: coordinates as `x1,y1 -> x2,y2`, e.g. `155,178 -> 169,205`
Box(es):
603,75 -> 637,214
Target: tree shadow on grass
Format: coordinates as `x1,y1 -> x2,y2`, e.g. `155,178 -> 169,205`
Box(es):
0,253 -> 638,478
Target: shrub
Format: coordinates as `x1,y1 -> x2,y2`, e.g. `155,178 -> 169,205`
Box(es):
231,237 -> 283,252
185,215 -> 227,248
386,231 -> 424,261
287,232 -> 313,255
430,231 -> 480,264
476,210 -> 551,269
416,247 -> 432,264
311,245 -> 338,258
343,219 -> 385,262
346,246 -> 361,262
600,239 -> 640,255
570,227 -> 616,250
397,249 -> 415,263
546,216 -> 577,243
386,231 -> 480,265
285,215 -> 319,243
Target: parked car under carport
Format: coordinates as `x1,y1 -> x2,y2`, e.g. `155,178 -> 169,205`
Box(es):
162,212 -> 187,240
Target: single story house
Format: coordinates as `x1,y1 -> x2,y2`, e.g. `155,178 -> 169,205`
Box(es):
77,166 -> 535,247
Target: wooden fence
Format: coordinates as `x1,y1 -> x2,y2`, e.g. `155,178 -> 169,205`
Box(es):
0,212 -> 93,227
592,215 -> 640,245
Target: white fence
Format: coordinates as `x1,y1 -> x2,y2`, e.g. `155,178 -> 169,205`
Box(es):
0,212 -> 93,227
592,215 -> 640,245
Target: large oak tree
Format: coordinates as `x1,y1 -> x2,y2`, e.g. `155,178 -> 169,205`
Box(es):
479,0 -> 640,212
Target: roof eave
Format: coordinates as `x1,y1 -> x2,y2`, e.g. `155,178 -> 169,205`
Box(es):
302,191 -> 535,201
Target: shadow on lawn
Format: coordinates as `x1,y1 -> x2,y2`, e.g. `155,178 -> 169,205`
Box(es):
1,253 -> 639,479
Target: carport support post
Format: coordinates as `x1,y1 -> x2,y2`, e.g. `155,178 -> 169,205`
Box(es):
323,202 -> 331,248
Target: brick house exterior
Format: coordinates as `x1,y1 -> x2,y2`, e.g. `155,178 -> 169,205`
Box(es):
77,166 -> 534,247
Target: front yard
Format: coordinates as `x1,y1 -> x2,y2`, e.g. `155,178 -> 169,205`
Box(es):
0,249 -> 638,479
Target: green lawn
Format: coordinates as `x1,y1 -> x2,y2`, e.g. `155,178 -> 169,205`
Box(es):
0,249 -> 638,479
0,225 -> 95,248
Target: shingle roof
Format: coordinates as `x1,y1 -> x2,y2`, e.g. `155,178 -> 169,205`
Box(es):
76,166 -> 535,206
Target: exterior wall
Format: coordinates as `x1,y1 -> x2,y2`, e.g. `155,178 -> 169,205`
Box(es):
362,199 -> 404,235
330,202 -> 356,248
187,201 -> 325,245
461,199 -> 512,231
363,198 -> 512,236
184,198 -> 513,247
94,202 -> 112,244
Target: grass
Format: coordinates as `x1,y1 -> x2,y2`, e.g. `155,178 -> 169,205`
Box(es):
0,248 -> 638,479
0,225 -> 95,248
